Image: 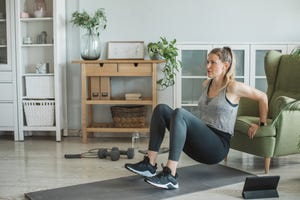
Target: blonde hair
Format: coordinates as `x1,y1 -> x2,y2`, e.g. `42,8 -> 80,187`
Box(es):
208,46 -> 236,88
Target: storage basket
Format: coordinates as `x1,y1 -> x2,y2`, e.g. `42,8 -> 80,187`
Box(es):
111,106 -> 146,128
25,75 -> 54,98
23,100 -> 55,126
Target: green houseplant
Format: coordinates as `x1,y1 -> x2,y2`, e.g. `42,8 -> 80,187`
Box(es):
71,9 -> 107,60
291,47 -> 300,56
147,37 -> 182,89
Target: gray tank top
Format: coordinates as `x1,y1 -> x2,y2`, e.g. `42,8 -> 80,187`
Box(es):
198,80 -> 239,135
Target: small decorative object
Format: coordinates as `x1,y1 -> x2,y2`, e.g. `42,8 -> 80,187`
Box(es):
35,63 -> 49,74
125,93 -> 142,100
33,0 -> 46,18
23,36 -> 33,44
80,31 -> 101,60
37,31 -> 47,44
71,9 -> 107,60
107,41 -> 145,59
21,12 -> 29,18
147,37 -> 182,89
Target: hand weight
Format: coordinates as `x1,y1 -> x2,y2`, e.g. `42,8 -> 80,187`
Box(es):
120,148 -> 134,159
98,147 -> 120,161
98,147 -> 135,161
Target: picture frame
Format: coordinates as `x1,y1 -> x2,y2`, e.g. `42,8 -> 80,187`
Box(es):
107,41 -> 145,59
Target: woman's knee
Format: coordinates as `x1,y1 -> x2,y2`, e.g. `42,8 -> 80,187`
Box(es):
173,108 -> 185,118
154,104 -> 171,114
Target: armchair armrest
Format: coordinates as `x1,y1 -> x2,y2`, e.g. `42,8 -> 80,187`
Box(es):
270,96 -> 300,156
271,96 -> 300,125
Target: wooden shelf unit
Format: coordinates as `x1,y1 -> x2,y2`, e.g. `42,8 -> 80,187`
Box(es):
73,59 -> 164,143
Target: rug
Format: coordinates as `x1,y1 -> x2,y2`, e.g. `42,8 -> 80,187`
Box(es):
25,164 -> 255,200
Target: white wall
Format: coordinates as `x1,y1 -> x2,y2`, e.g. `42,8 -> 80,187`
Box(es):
66,0 -> 300,129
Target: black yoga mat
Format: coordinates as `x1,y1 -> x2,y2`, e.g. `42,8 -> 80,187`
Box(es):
25,164 -> 255,200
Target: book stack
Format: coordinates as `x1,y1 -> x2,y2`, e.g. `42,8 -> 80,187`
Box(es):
125,93 -> 142,100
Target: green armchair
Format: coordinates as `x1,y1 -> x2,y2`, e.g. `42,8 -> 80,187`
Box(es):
230,50 -> 300,173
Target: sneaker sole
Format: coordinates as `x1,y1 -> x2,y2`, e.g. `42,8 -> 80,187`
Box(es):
125,166 -> 156,177
145,179 -> 179,189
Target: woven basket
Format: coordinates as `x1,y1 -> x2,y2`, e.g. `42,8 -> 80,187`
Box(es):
23,100 -> 55,126
111,106 -> 146,128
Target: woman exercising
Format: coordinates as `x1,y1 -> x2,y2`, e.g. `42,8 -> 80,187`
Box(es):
125,47 -> 268,189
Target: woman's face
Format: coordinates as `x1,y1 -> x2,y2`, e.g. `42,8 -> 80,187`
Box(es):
206,53 -> 227,79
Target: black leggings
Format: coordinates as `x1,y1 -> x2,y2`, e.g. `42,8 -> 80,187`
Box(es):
148,104 -> 231,164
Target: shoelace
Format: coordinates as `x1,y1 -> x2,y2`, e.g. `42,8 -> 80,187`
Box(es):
160,163 -> 178,178
158,163 -> 170,177
140,156 -> 157,169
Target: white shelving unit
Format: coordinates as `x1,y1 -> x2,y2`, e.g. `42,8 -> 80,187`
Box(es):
0,0 -> 18,139
15,0 -> 67,141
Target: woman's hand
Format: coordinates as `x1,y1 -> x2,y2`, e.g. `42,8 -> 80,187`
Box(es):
248,123 -> 259,139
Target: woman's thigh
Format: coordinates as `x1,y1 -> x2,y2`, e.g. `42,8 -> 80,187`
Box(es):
179,109 -> 229,164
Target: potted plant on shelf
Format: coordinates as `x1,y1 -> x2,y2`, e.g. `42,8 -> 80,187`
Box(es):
71,8 -> 107,60
147,37 -> 182,90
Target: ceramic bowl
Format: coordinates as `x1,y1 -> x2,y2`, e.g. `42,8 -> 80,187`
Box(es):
34,10 -> 45,18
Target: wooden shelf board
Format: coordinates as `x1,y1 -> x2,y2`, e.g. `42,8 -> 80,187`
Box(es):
86,123 -> 149,133
85,72 -> 153,77
86,98 -> 153,105
73,59 -> 165,64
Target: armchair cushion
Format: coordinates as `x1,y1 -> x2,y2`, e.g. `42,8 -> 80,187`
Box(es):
235,116 -> 275,137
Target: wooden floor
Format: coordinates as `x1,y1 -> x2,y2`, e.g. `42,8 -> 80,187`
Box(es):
0,134 -> 300,199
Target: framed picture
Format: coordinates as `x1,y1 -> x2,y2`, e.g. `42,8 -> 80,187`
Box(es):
107,41 -> 145,59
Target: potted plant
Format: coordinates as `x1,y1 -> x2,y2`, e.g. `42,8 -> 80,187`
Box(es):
71,8 -> 107,60
291,47 -> 300,56
147,37 -> 182,89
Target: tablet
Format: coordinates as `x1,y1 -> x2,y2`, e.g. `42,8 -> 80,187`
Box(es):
242,176 -> 280,199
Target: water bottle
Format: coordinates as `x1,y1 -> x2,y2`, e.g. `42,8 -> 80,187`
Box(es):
131,131 -> 140,149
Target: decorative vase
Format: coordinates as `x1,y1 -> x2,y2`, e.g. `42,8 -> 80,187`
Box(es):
149,52 -> 163,60
80,30 -> 101,60
33,0 -> 46,17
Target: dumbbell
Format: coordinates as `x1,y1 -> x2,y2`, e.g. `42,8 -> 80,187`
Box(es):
98,147 -> 135,161
120,148 -> 135,159
98,147 -> 120,161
